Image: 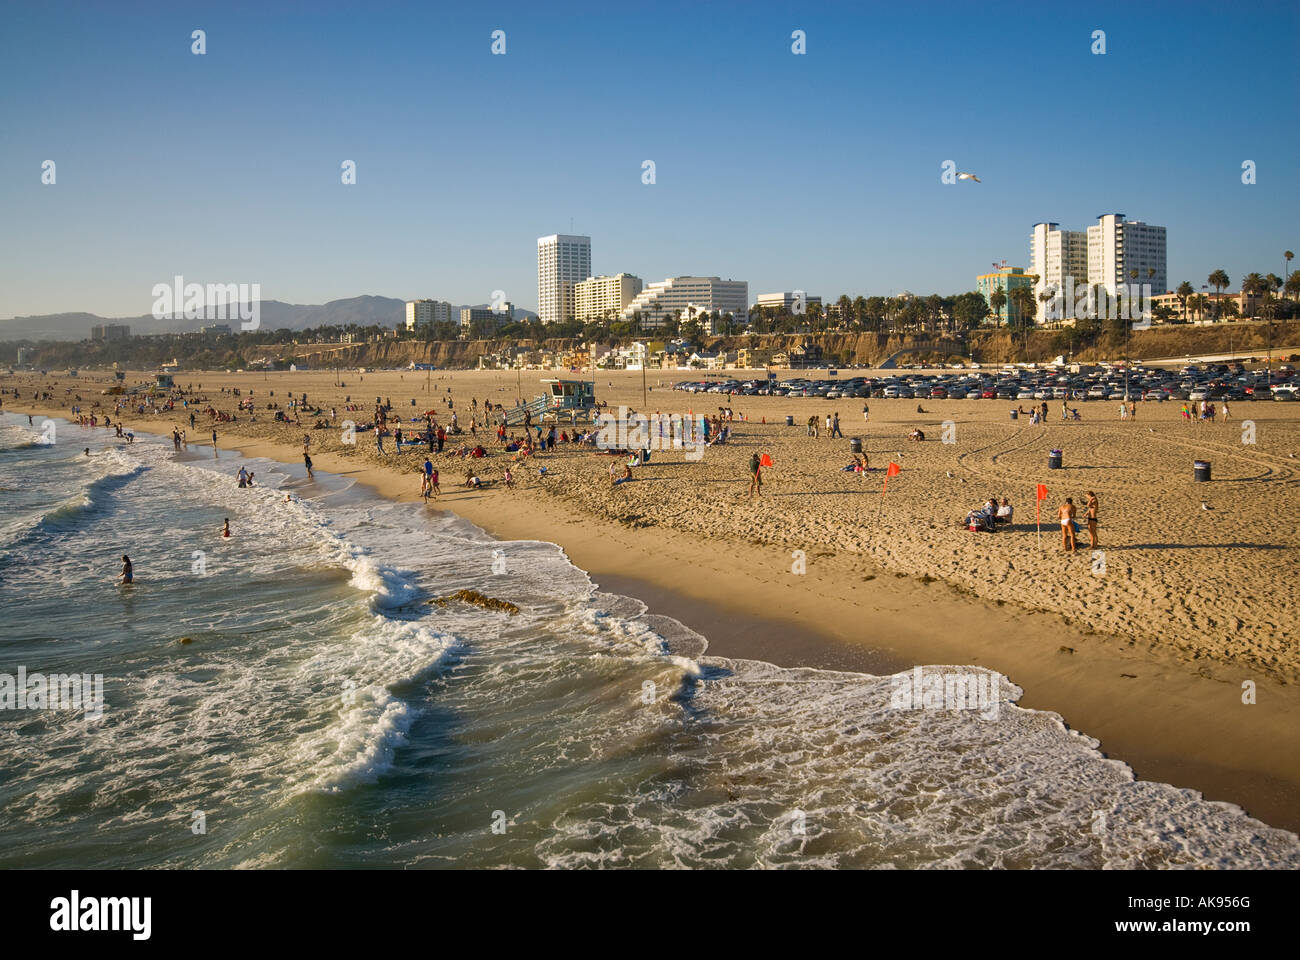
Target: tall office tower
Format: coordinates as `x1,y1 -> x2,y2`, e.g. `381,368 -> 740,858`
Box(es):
1087,214 -> 1167,298
537,234 -> 592,325
1029,223 -> 1088,322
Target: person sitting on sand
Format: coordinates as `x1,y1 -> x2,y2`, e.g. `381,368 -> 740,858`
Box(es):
916,404 -> 926,414
996,498 -> 1013,525
843,452 -> 868,472
908,428 -> 925,442
613,463 -> 633,486
964,504 -> 995,532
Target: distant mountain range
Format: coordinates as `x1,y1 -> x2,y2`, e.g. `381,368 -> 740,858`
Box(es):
0,296 -> 539,341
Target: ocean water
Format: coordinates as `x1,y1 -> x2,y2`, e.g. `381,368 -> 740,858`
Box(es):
1,412 -> 1297,869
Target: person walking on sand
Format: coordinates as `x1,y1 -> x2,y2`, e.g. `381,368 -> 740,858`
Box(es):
748,452 -> 763,498
1222,400 -> 1231,421
862,402 -> 870,423
1085,491 -> 1099,549
831,412 -> 843,439
1058,498 -> 1077,553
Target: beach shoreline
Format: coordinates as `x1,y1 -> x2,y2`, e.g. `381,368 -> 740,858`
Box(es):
7,382 -> 1299,836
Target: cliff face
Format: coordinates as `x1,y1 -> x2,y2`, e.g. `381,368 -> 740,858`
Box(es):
251,339 -> 582,368
15,324 -> 1287,371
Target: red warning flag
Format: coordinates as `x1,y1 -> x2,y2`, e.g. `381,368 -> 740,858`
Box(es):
882,461 -> 901,495
760,454 -> 773,467
1036,483 -> 1048,501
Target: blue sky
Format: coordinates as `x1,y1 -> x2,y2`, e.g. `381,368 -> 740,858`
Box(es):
1,0 -> 1296,318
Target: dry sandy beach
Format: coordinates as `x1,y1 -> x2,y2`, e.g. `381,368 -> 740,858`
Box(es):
7,366 -> 1300,833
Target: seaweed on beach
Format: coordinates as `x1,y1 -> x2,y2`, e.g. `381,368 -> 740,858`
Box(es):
430,588 -> 520,615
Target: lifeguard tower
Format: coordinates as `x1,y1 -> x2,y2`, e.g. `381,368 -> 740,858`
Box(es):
502,379 -> 596,425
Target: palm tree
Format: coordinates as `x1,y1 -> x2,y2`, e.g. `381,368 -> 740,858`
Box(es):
1009,286 -> 1035,330
1038,288 -> 1055,327
1176,281 -> 1194,322
836,294 -> 852,330
1208,269 -> 1230,321
1242,273 -> 1266,319
852,296 -> 868,331
1285,250 -> 1294,291
989,289 -> 1007,327
1286,273 -> 1300,304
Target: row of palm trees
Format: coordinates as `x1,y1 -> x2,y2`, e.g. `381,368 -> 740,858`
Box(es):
1171,255 -> 1299,323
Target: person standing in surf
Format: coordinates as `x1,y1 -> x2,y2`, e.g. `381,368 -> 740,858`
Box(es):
118,555 -> 133,585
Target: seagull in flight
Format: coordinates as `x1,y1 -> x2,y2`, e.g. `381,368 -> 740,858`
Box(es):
957,172 -> 981,182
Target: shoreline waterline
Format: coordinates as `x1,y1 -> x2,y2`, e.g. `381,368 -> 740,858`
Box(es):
18,409 -> 1297,839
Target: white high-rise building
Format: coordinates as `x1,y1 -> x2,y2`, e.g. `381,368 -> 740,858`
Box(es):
575,274 -> 643,322
1087,214 -> 1166,298
536,234 -> 592,325
1029,223 -> 1088,322
405,299 -> 454,333
1027,214 -> 1167,323
756,291 -> 822,314
621,277 -> 749,330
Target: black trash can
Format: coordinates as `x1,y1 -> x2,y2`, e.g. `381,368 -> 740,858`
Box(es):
1010,408 -> 1018,420
785,415 -> 794,426
1048,449 -> 1063,470
850,438 -> 863,454
1194,460 -> 1211,482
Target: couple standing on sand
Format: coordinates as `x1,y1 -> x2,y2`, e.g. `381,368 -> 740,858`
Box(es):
419,458 -> 441,500
1057,491 -> 1099,553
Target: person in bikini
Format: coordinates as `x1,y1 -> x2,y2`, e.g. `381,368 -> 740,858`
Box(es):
1085,491 -> 1099,549
1058,498 -> 1077,553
